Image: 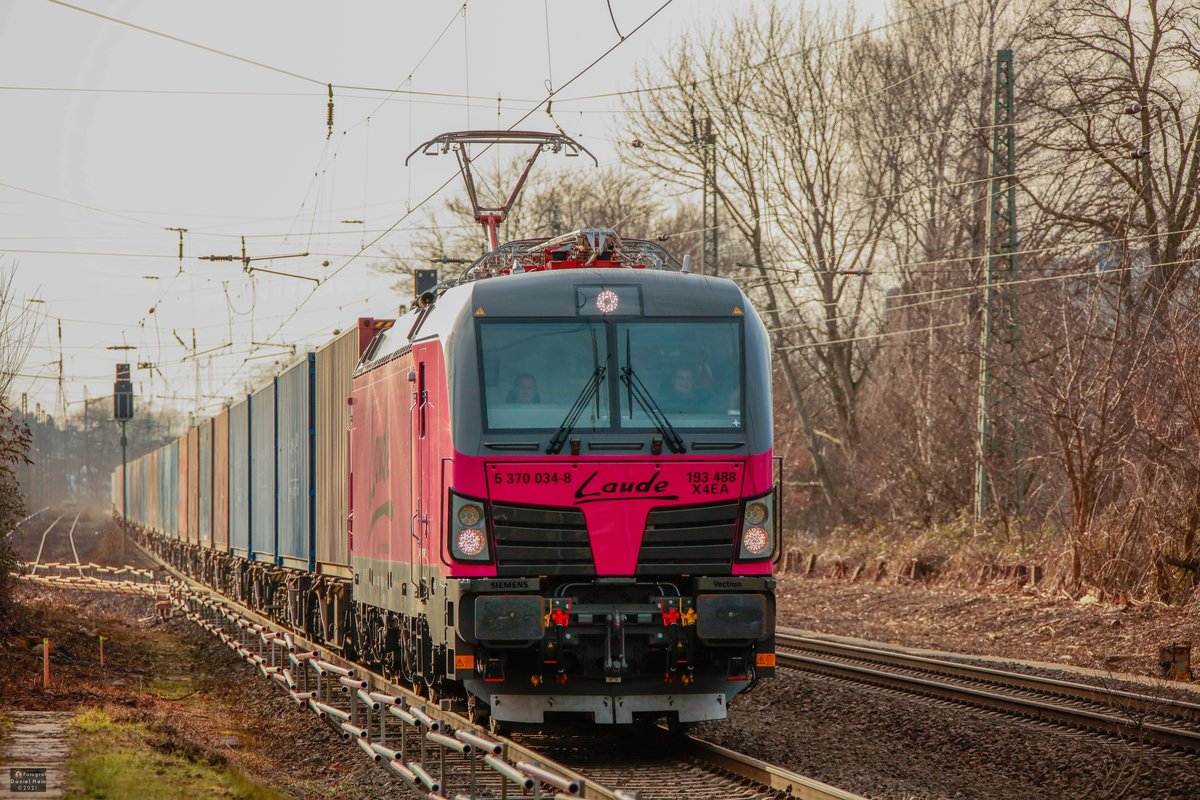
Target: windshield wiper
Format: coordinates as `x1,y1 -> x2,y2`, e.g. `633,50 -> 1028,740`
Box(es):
619,366 -> 686,454
546,366 -> 606,454
547,328 -> 607,455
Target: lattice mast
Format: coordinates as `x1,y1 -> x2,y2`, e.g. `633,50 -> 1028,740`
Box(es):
975,49 -> 1024,521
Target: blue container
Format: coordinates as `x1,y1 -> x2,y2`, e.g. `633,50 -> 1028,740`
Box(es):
276,354 -> 315,570
250,381 -> 276,562
229,397 -> 251,557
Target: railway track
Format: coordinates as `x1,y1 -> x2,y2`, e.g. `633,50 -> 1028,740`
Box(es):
16,560 -> 160,596
139,545 -> 863,800
776,628 -> 1200,755
28,511 -> 68,568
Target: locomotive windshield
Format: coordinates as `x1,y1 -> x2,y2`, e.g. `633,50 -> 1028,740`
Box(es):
617,320 -> 743,430
478,318 -> 743,431
480,320 -> 611,430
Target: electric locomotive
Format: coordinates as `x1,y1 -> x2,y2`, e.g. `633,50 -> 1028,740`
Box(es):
115,131 -> 779,729
347,226 -> 778,726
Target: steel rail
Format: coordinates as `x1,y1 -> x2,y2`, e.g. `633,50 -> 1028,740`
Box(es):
141,541 -> 861,800
677,736 -> 864,800
775,635 -> 1200,753
29,512 -> 65,571
66,512 -> 83,576
778,630 -> 1200,725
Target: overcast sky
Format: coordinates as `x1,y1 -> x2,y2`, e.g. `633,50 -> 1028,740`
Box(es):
1,0 -> 888,424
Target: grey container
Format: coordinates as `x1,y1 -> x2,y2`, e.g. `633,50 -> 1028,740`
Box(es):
198,418 -> 213,549
229,397 -> 250,556
315,326 -> 363,578
178,432 -> 188,542
250,381 -> 276,562
276,354 -> 314,571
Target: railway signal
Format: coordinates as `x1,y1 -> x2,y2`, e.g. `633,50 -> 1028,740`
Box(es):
114,363 -> 134,562
414,268 -> 438,296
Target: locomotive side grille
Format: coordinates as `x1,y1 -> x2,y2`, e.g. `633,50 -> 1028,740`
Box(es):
637,502 -> 739,576
491,504 -> 595,576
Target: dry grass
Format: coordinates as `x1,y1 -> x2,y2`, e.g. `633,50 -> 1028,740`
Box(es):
66,709 -> 284,800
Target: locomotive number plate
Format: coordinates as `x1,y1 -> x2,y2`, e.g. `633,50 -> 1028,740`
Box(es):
490,469 -> 575,486
485,461 -> 744,507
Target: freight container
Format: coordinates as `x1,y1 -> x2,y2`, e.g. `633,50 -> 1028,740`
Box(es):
149,450 -> 160,535
277,354 -> 314,570
178,432 -> 189,541
198,419 -> 213,548
145,456 -> 152,528
159,445 -> 169,535
250,381 -> 276,562
127,458 -> 136,525
131,458 -> 141,527
142,456 -> 150,528
187,426 -> 200,545
315,324 -> 374,577
135,456 -> 143,526
229,397 -> 250,557
167,438 -> 179,540
213,408 -> 230,552
140,458 -> 146,526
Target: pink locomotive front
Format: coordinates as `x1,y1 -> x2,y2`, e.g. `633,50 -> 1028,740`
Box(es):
348,238 -> 777,726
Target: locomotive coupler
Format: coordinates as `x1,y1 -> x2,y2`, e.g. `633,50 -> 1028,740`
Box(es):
603,610 -> 629,679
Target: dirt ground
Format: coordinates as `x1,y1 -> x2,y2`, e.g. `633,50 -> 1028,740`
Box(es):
773,572 -> 1200,679
2,509 -> 398,799
691,572 -> 1200,800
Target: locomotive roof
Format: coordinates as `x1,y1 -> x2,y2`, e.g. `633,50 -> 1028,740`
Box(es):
362,268 -> 754,371
462,267 -> 750,319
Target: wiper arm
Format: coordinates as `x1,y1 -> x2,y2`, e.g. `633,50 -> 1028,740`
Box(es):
546,366 -> 607,454
619,366 -> 686,454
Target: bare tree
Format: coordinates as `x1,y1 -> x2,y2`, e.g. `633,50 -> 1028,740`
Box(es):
1030,0 -> 1200,319
845,0 -> 1050,524
0,261 -> 43,401
0,260 -> 38,627
624,4 -> 903,526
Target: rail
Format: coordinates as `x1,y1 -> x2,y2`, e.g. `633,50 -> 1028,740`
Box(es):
777,628 -> 1200,754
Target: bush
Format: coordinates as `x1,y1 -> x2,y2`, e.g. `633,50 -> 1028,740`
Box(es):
0,398 -> 31,631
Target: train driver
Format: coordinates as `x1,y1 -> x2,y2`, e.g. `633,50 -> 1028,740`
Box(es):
660,367 -> 715,412
506,373 -> 542,404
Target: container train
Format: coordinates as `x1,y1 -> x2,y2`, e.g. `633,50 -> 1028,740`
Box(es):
115,134 -> 778,728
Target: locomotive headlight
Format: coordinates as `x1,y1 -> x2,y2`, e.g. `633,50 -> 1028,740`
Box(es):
737,489 -> 777,562
450,489 -> 492,563
595,288 -> 619,313
456,528 -> 486,557
742,527 -> 769,554
457,503 -> 483,527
